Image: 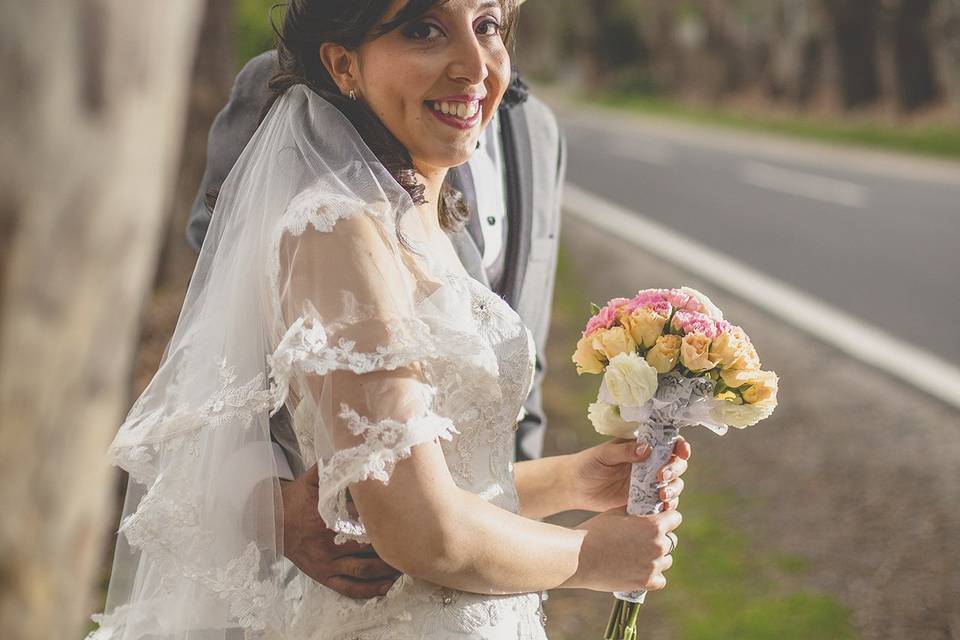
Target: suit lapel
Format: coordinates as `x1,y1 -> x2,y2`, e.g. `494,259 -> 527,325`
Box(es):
498,102 -> 533,308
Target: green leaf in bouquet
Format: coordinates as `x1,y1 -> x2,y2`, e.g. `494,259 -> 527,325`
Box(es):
591,302 -> 602,315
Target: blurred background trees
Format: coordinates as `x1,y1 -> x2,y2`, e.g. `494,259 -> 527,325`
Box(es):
515,0 -> 960,116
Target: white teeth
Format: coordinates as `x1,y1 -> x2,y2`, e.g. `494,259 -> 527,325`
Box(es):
429,100 -> 480,120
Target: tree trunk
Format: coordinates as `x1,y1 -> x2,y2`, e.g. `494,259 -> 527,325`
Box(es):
766,0 -> 826,106
893,0 -> 942,111
157,0 -> 235,290
822,0 -> 883,109
0,2 -> 203,639
698,0 -> 744,97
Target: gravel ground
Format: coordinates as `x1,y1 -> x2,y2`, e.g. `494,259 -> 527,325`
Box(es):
539,215 -> 960,640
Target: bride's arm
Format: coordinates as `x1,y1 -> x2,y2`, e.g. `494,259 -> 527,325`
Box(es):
513,454 -> 580,519
351,439 -> 682,596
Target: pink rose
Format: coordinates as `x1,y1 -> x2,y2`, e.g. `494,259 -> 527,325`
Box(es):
632,289 -> 670,309
647,300 -> 672,317
666,290 -> 706,314
671,310 -> 720,338
583,305 -> 617,336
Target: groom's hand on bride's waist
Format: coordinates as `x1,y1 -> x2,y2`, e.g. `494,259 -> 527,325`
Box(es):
280,464 -> 401,599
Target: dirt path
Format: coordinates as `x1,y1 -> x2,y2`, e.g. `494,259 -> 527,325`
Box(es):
539,216 -> 960,640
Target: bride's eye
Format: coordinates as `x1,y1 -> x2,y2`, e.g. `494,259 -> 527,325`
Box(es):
402,20 -> 443,40
476,18 -> 501,36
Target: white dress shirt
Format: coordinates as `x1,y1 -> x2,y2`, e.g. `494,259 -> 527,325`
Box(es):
469,111 -> 509,269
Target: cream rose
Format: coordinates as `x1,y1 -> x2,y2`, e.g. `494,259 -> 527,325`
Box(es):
720,362 -> 769,390
621,306 -> 668,349
645,334 -> 682,373
680,286 -> 724,320
591,326 -> 637,361
598,352 -> 659,408
680,333 -> 716,372
713,397 -> 777,428
587,401 -> 640,439
572,333 -> 605,375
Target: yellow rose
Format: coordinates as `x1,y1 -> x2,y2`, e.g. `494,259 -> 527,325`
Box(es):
598,352 -> 659,408
587,401 -> 639,439
591,326 -> 637,361
709,326 -> 750,369
741,370 -> 779,404
572,333 -> 604,375
680,333 -> 716,372
725,341 -> 761,373
645,334 -> 682,373
720,369 -> 779,396
720,345 -> 760,389
714,389 -> 740,403
620,306 -> 668,349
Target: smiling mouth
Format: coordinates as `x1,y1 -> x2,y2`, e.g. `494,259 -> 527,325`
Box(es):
424,99 -> 483,129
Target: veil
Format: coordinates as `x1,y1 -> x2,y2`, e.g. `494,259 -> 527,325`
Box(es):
88,84 -> 473,639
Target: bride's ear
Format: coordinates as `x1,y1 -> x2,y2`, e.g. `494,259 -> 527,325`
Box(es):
319,42 -> 360,98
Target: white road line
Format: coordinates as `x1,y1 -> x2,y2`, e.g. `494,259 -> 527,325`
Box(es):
563,183 -> 960,411
739,161 -> 868,208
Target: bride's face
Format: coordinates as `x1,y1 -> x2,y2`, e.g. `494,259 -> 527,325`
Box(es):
354,0 -> 511,173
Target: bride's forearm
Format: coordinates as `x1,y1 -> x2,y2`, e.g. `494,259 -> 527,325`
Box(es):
513,454 -> 580,519
352,444 -> 590,595
409,487 -> 588,595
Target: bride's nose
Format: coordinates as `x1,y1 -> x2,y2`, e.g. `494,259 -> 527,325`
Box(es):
446,33 -> 489,86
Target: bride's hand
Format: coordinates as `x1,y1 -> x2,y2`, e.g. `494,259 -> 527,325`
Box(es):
566,507 -> 683,592
569,436 -> 691,513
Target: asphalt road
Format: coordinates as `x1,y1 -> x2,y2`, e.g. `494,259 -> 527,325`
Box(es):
547,99 -> 960,365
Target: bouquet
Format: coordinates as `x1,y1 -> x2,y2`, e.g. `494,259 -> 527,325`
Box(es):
572,287 -> 778,640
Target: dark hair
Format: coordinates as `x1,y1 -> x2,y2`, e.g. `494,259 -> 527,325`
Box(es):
263,0 -> 520,234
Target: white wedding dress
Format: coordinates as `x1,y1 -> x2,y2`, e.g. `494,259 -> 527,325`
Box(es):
90,86 -> 549,640
270,188 -> 549,640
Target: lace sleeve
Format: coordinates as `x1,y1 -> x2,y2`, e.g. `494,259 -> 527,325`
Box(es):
268,189 -> 457,543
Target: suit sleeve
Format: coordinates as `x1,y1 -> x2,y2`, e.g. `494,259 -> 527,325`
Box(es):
514,106 -> 566,463
185,51 -> 278,252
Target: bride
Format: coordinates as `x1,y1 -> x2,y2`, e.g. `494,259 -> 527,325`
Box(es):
91,0 -> 688,638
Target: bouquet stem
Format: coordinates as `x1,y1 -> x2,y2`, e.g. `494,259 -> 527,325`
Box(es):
604,599 -> 644,640
601,423 -> 680,640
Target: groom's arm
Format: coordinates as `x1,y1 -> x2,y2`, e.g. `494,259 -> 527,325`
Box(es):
515,101 -> 567,462
185,51 -> 277,252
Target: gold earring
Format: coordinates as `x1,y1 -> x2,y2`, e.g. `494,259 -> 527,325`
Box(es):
349,89 -> 357,101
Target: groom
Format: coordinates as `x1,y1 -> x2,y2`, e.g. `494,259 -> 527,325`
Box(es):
186,51 -> 565,597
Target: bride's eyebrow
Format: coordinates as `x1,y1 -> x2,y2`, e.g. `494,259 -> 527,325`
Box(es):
435,0 -> 502,17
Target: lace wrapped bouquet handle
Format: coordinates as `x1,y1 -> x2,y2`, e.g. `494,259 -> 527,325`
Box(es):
572,287 -> 779,640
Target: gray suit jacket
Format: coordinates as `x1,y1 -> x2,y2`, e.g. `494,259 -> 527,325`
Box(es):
187,52 -> 565,472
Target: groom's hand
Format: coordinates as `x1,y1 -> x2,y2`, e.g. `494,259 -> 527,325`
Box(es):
280,464 -> 401,599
